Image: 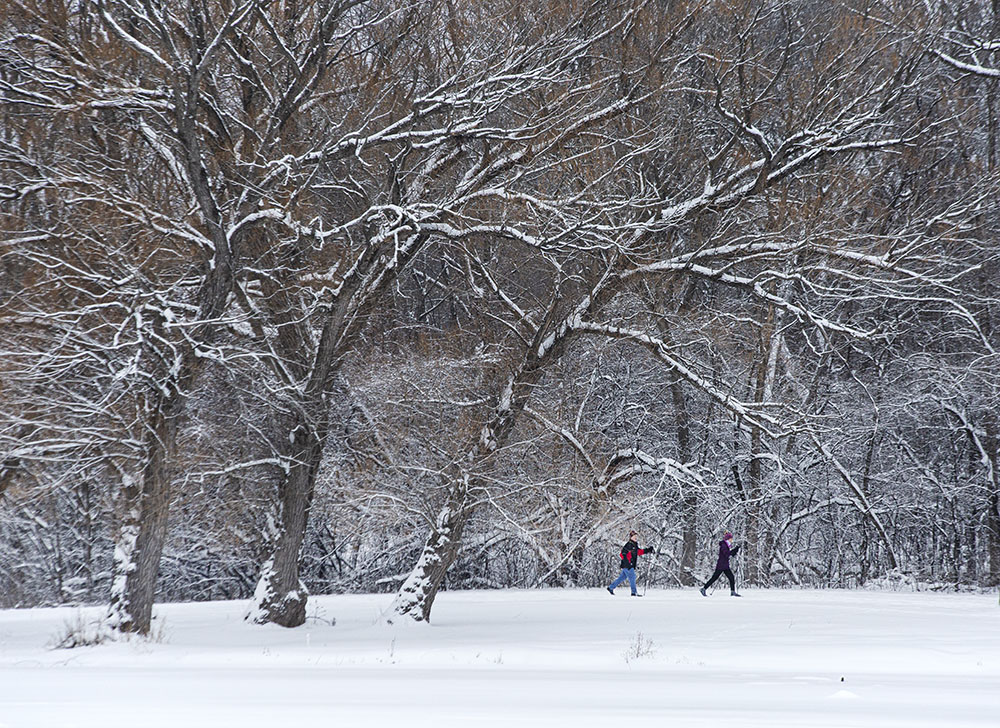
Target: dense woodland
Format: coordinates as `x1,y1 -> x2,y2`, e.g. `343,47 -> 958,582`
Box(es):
1,0 -> 999,633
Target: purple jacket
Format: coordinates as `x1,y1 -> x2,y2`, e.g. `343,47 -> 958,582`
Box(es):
715,539 -> 732,570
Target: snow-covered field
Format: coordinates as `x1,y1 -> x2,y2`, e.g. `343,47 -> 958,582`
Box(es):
1,588 -> 997,727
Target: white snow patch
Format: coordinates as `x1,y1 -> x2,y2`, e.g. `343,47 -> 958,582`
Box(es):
1,589 -> 998,727
828,689 -> 861,699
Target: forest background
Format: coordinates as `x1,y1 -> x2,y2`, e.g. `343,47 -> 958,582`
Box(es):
2,0 -> 999,634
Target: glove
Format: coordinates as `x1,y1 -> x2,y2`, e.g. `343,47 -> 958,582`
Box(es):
730,545 -> 740,556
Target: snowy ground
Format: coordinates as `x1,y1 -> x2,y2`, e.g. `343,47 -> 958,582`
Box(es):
1,588 -> 997,727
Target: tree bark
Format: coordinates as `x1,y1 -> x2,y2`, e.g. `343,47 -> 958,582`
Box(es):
383,479 -> 471,624
106,391 -> 179,634
983,415 -> 1000,586
672,380 -> 698,586
248,418 -> 326,626
744,296 -> 779,585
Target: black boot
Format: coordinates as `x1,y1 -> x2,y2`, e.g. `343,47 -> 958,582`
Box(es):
730,590 -> 741,597
607,586 -> 615,595
699,587 -> 707,597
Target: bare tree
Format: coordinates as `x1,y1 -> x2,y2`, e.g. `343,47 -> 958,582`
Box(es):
1,0 -> 398,632
242,0 -> 692,626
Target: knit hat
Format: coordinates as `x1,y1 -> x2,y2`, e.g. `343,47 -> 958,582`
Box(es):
723,531 -> 733,540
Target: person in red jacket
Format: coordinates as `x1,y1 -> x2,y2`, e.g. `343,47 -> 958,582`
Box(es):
606,530 -> 653,596
700,531 -> 741,597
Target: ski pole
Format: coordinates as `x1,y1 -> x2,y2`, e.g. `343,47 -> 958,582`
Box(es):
644,533 -> 665,596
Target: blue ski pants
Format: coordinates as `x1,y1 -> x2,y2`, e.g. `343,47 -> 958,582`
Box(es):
609,568 -> 638,594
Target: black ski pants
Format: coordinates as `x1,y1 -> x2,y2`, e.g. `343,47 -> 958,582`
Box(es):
704,567 -> 735,591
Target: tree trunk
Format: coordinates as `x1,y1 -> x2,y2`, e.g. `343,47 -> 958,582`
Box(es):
383,479 -> 471,624
744,457 -> 764,585
106,393 -> 178,634
744,296 -> 779,585
966,516 -> 979,584
984,416 -> 1000,586
988,490 -> 1000,587
679,493 -> 699,586
248,415 -> 327,627
671,380 -> 698,586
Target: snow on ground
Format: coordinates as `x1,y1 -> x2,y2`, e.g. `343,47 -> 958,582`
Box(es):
1,588 -> 997,727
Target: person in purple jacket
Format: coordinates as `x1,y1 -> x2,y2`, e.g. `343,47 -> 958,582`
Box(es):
699,531 -> 741,597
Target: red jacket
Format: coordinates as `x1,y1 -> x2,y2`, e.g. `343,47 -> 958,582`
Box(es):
619,540 -> 649,569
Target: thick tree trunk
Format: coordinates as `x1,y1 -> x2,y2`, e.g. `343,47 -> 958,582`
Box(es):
383,480 -> 471,624
248,416 -> 327,627
106,395 -> 178,634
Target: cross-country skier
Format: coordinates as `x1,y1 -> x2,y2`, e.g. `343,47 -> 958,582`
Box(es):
699,531 -> 741,597
607,530 -> 653,596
